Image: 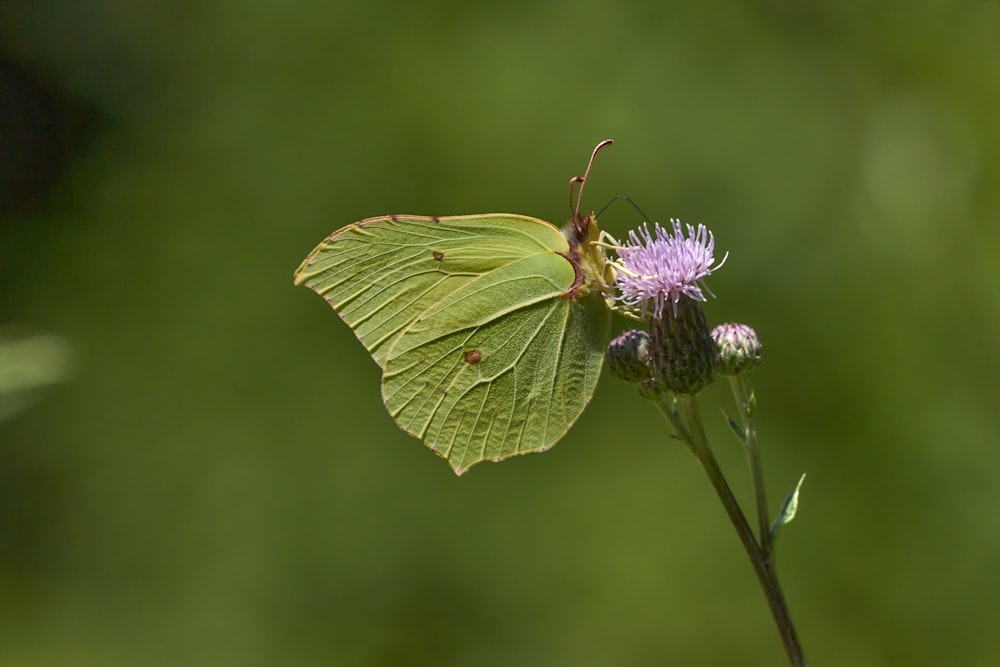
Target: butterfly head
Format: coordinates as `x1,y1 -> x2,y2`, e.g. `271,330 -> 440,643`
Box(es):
563,140 -> 617,301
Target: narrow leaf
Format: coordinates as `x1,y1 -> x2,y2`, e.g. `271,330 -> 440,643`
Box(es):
770,473 -> 806,541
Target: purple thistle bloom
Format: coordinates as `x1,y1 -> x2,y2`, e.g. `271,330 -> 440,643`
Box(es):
613,219 -> 727,319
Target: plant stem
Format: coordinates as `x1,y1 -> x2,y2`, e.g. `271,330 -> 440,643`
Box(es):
666,394 -> 807,667
730,375 -> 773,559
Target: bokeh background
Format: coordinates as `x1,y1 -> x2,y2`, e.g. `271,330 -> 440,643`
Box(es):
3,2 -> 999,665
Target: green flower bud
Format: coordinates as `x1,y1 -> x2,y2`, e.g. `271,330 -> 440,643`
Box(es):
648,297 -> 717,395
606,329 -> 651,383
711,322 -> 762,376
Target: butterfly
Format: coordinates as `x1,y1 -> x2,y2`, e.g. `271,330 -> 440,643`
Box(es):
294,140 -> 615,474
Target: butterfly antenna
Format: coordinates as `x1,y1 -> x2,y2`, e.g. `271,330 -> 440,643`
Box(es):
568,176 -> 584,220
569,139 -> 614,231
597,195 -> 652,223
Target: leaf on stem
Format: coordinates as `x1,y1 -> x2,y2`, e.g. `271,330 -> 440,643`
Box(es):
771,473 -> 806,541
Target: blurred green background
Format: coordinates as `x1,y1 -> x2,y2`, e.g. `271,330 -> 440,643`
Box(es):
2,1 -> 999,665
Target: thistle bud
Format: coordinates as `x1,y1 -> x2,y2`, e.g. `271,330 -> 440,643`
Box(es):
606,329 -> 651,383
711,322 -> 762,376
648,297 -> 717,395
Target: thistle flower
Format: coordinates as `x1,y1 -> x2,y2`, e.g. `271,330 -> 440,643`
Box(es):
711,322 -> 762,376
612,220 -> 727,319
610,219 -> 726,395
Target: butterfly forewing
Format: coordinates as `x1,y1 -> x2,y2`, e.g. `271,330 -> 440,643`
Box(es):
294,215 -> 568,367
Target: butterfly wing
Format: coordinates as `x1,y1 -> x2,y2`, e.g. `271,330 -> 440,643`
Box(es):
294,214 -> 609,474
295,215 -> 570,366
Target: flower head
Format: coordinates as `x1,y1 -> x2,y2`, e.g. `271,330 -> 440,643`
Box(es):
711,322 -> 762,376
612,220 -> 726,319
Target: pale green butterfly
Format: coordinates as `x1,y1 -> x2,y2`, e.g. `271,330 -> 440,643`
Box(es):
294,140 -> 616,474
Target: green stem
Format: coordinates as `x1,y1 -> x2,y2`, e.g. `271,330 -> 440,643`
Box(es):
730,375 -> 773,559
663,394 -> 807,667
